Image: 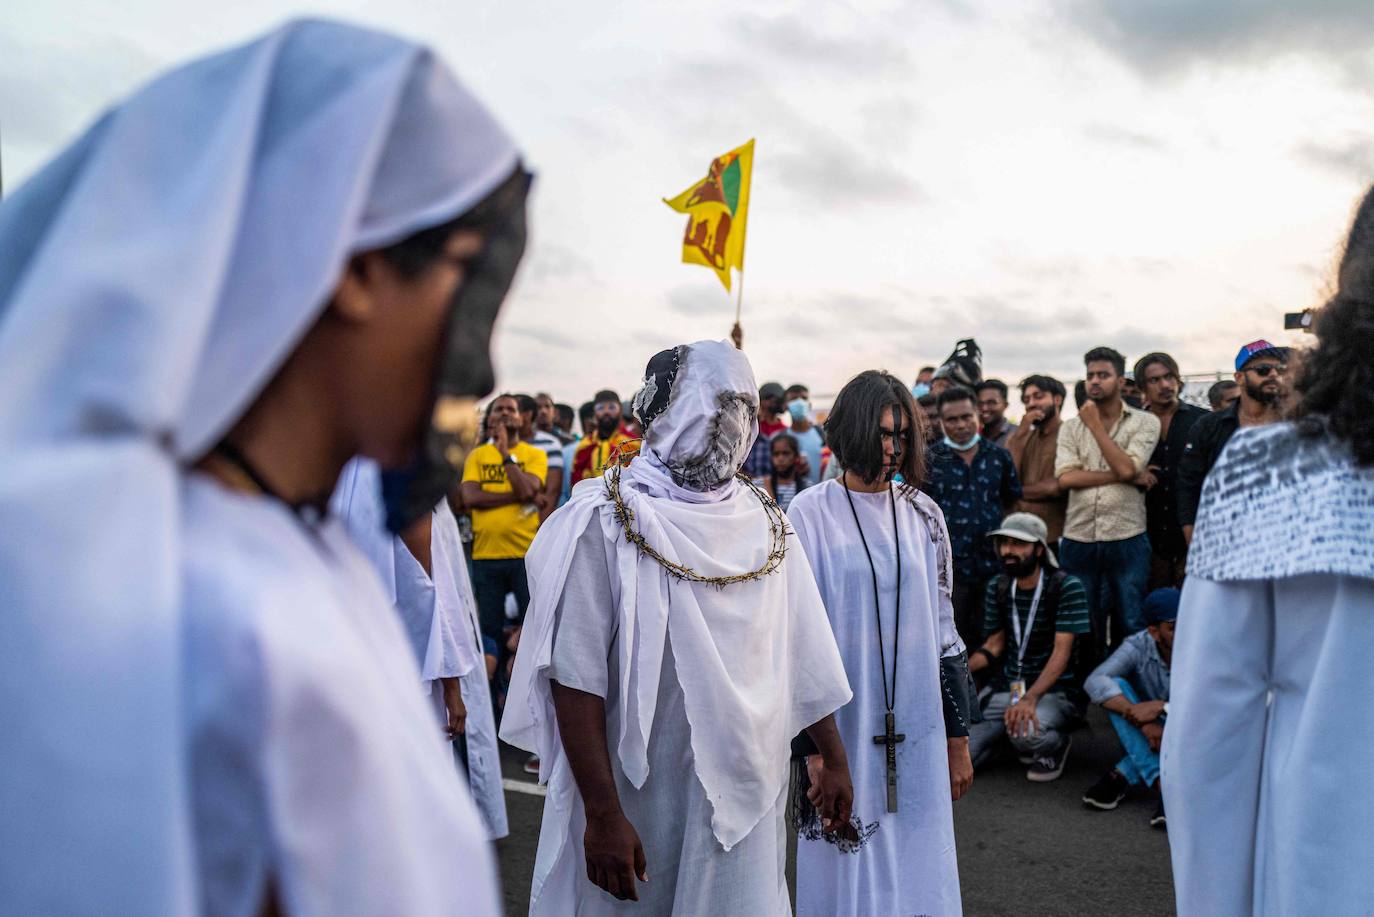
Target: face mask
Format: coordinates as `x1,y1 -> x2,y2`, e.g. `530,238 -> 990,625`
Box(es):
911,382 -> 931,398
787,398 -> 809,422
943,431 -> 981,452
380,167 -> 532,533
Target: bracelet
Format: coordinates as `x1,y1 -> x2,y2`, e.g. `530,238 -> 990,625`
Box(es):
974,647 -> 997,666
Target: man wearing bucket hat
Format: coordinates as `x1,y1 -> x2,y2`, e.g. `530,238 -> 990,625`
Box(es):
1176,339 -> 1290,545
967,513 -> 1091,782
1081,588 -> 1178,828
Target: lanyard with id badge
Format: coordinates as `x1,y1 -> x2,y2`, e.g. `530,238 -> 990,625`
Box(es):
1008,574 -> 1045,705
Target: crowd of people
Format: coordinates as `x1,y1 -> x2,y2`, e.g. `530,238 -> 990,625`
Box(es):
7,19 -> 1371,917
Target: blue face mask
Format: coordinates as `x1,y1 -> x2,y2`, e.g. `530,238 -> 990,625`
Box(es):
944,432 -> 981,452
787,398 -> 809,422
911,382 -> 931,398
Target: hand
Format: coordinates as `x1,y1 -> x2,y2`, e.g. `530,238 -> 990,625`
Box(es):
1133,469 -> 1158,489
730,322 -> 743,349
440,677 -> 466,738
1015,409 -> 1042,433
1077,400 -> 1101,430
1126,700 -> 1165,728
947,737 -> 973,801
805,756 -> 854,832
583,810 -> 647,901
1142,721 -> 1164,752
1004,696 -> 1041,739
492,422 -> 510,456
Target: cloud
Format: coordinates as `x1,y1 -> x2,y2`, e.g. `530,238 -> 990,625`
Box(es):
734,12 -> 915,78
1082,122 -> 1167,151
1296,136 -> 1374,183
771,129 -> 924,208
666,283 -> 734,317
1063,0 -> 1374,78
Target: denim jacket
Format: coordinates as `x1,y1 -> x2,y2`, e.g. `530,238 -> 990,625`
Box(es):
1085,630 -> 1170,706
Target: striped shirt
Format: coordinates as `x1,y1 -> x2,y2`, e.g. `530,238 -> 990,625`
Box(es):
982,571 -> 1090,691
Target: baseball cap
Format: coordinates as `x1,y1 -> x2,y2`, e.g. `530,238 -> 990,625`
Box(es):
759,382 -> 786,400
987,512 -> 1058,569
1234,340 -> 1290,371
1143,588 -> 1180,625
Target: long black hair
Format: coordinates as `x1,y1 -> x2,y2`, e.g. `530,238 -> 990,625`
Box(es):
825,370 -> 926,487
1294,184 -> 1374,465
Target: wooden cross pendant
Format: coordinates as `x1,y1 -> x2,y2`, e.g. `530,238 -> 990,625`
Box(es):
872,710 -> 905,813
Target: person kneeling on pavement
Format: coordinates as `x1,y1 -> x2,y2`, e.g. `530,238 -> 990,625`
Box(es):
967,513 -> 1091,781
1081,588 -> 1176,829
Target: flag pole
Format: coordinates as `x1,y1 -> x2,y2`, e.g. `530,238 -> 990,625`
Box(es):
734,267 -> 745,325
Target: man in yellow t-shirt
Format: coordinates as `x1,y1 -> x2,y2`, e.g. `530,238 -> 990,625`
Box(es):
460,394 -> 548,651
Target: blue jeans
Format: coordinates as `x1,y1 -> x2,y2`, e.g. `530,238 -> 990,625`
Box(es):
1108,678 -> 1160,787
1059,533 -> 1150,662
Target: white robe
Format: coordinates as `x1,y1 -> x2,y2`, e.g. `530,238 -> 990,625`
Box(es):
332,459 -> 508,840
788,480 -> 964,917
1163,422 -> 1374,916
183,474 -> 499,915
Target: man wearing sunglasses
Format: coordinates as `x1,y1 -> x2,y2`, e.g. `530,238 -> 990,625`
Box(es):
1176,340 -> 1290,546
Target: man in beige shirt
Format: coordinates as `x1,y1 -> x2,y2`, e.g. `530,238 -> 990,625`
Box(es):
1055,347 -> 1161,667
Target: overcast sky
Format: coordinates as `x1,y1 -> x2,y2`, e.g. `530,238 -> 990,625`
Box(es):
5,0 -> 1370,404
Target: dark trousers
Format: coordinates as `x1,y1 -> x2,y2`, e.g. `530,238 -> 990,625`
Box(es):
1059,534 -> 1150,668
471,557 -> 531,649
952,576 -> 989,650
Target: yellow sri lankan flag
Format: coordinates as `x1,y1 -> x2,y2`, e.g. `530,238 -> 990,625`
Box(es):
663,139 -> 753,292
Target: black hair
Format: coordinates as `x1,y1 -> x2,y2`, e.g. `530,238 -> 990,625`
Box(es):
594,389 -> 621,406
974,379 -> 1009,400
1084,346 -> 1126,376
1133,352 -> 1180,383
1205,380 -> 1238,411
1073,380 -> 1088,409
555,403 -> 575,428
578,400 -> 596,426
784,384 -> 809,399
936,385 -> 977,412
515,393 -> 538,417
768,432 -> 810,492
1019,374 -> 1066,400
1294,183 -> 1374,464
918,365 -> 936,374
825,370 -> 926,487
917,392 -> 938,408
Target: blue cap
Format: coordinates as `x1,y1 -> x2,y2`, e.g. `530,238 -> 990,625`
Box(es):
1234,339 -> 1289,371
1143,588 -> 1180,625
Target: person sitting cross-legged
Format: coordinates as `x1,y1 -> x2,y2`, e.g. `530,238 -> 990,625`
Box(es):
1081,587 -> 1177,829
967,513 -> 1090,782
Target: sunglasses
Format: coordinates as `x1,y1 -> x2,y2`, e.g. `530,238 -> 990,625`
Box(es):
1246,363 -> 1287,378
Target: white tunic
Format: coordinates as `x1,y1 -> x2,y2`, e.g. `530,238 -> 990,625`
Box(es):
788,480 -> 964,917
183,474 -> 499,915
1163,422 -> 1374,916
331,459 -> 508,840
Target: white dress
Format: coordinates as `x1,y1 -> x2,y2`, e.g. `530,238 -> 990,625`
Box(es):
1163,422 -> 1374,916
788,480 -> 964,917
183,475 -> 499,916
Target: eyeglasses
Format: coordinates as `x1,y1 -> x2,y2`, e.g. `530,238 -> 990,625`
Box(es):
1246,363 -> 1287,378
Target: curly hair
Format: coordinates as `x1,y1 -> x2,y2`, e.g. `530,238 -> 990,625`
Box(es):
1293,185 -> 1374,465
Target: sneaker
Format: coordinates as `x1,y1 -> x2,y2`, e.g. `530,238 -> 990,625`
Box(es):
523,754 -> 540,775
1150,797 -> 1167,829
1082,769 -> 1129,810
1026,738 -> 1072,783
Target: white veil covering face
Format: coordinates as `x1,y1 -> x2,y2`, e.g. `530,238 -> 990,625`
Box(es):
503,340 -> 851,905
0,20 -> 517,913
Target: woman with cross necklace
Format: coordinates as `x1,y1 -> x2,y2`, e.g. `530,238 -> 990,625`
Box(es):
788,370 -> 975,917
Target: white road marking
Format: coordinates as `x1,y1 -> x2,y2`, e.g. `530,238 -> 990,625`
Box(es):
503,778 -> 548,797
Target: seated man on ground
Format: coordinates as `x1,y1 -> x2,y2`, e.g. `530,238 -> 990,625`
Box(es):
1081,588 -> 1176,829
967,513 -> 1090,782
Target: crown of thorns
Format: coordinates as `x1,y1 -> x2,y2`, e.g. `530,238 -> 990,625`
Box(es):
605,459 -> 789,587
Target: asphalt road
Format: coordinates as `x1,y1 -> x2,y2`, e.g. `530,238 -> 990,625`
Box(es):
493,705 -> 1175,916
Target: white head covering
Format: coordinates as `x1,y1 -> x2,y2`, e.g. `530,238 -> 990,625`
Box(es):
503,341 -> 851,886
632,340 -> 759,492
0,20 -> 518,912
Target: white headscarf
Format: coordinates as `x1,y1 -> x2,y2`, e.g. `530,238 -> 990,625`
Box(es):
503,341 -> 851,863
0,20 -> 517,913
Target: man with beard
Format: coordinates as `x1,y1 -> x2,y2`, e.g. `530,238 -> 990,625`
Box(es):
1007,375 -> 1068,543
1055,347 -> 1160,663
502,340 -> 855,915
1135,353 -> 1207,587
1176,340 -> 1289,546
571,389 -> 635,485
967,514 -> 1091,781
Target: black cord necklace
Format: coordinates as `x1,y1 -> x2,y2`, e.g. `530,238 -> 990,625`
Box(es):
842,475 -> 901,717
212,441 -> 327,524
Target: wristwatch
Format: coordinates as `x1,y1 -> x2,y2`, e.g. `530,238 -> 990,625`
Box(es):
503,454 -> 519,465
